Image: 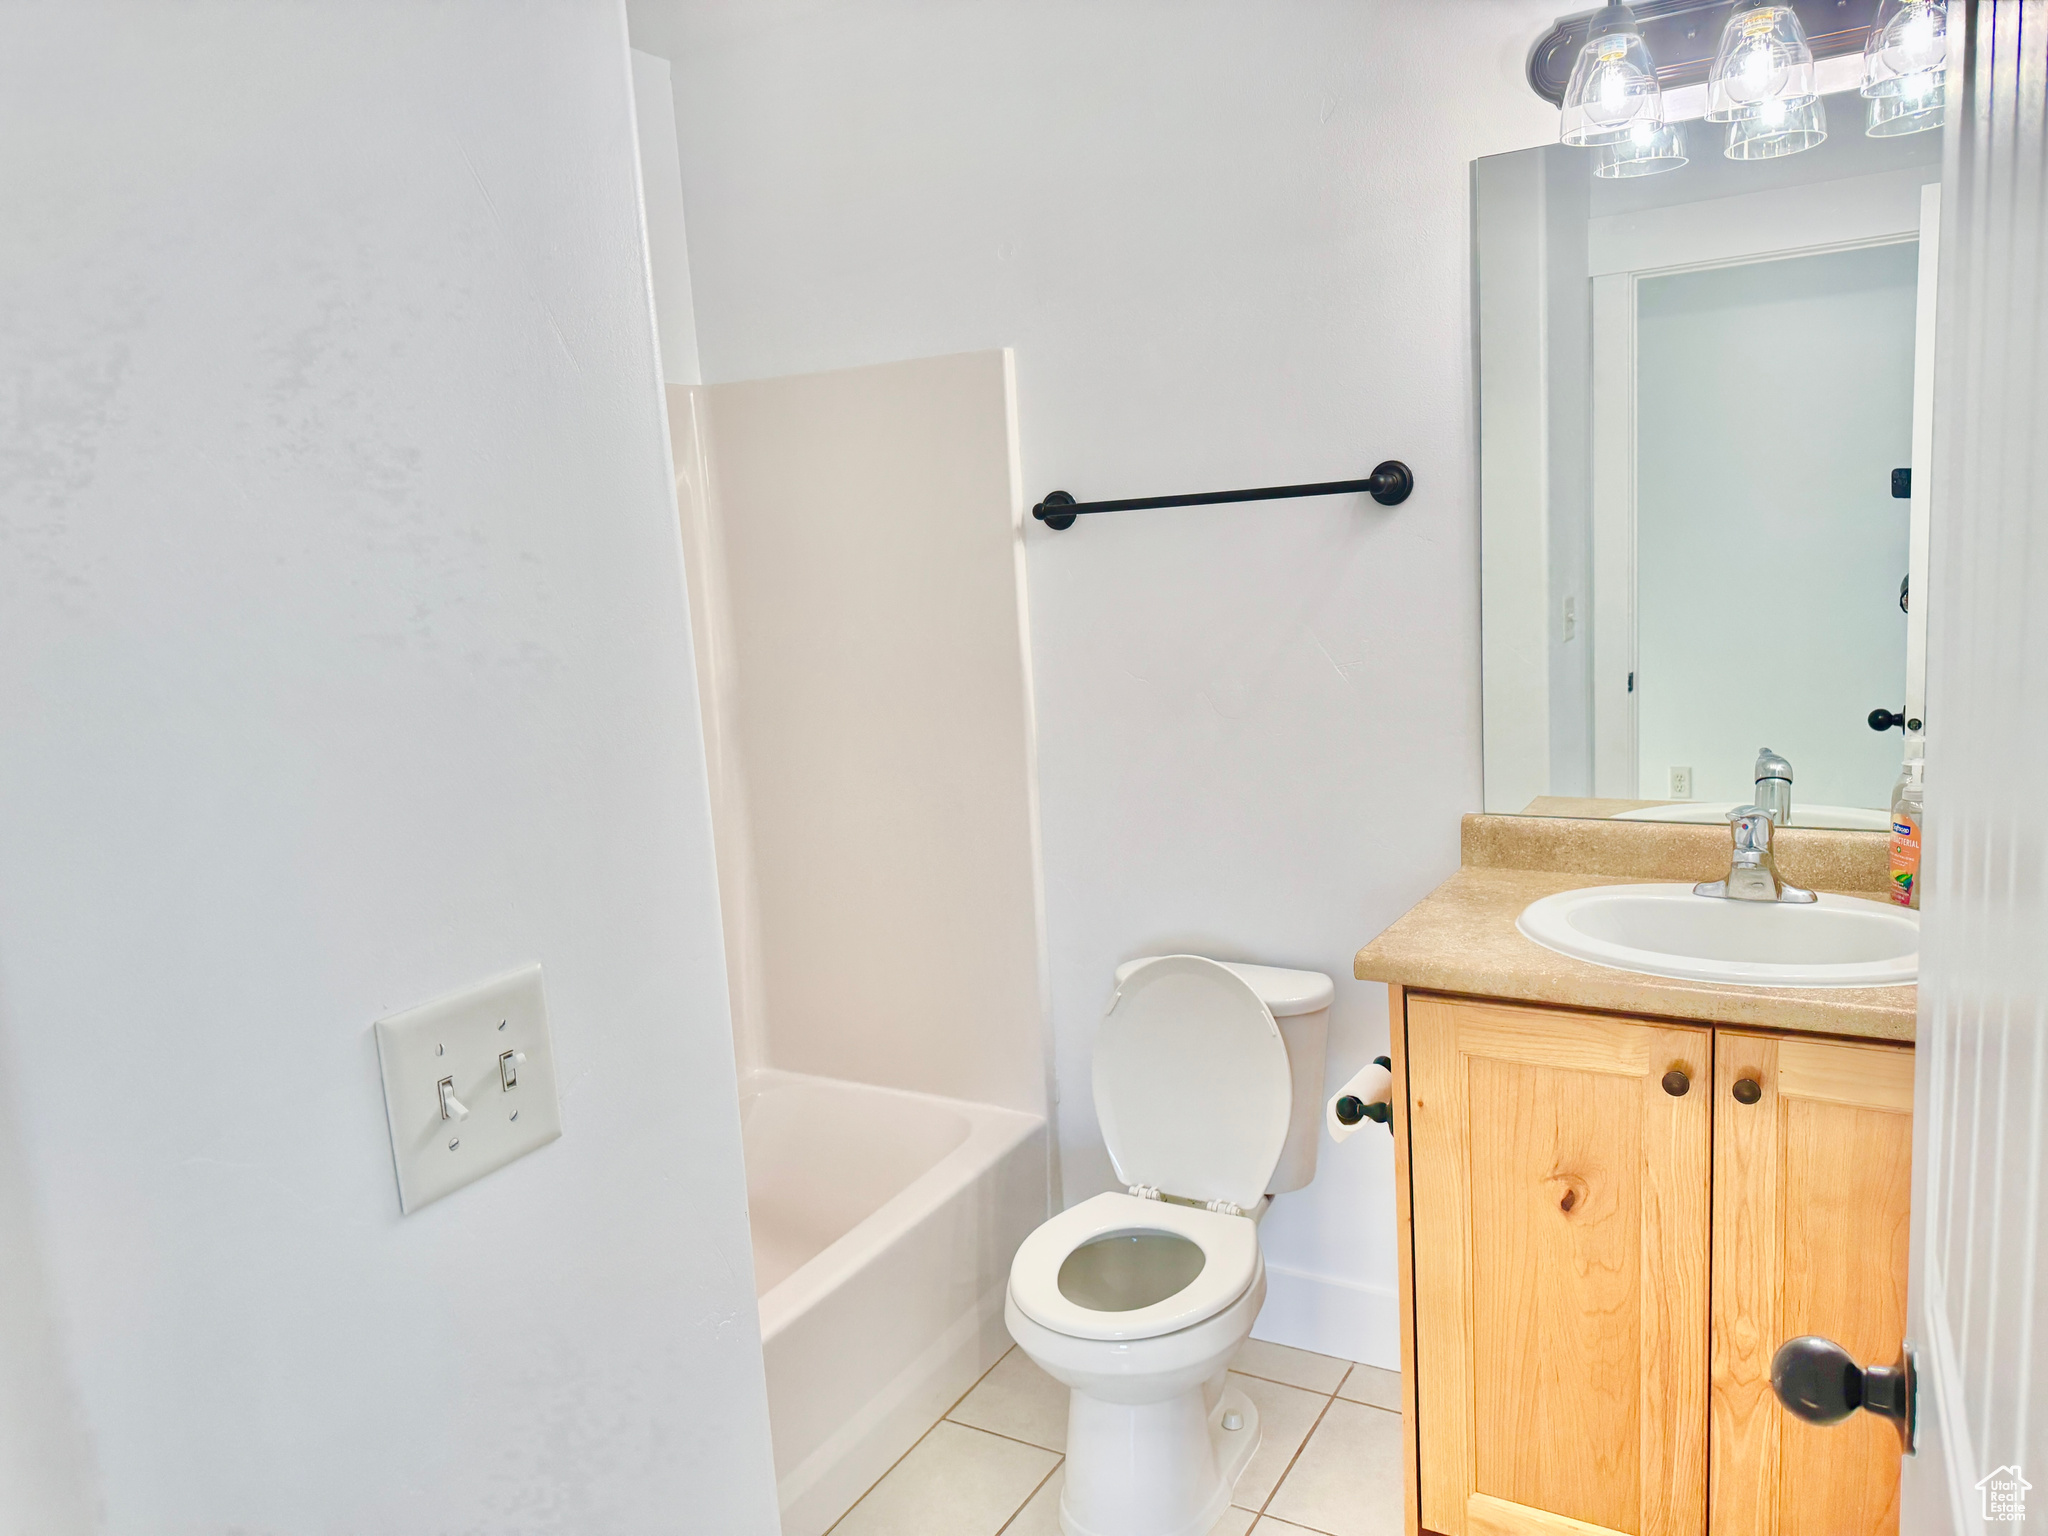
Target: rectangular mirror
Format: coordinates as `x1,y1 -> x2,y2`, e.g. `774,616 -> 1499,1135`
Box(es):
1474,97 -> 1940,829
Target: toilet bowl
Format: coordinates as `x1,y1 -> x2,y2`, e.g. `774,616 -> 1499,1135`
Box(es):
1004,954 -> 1333,1536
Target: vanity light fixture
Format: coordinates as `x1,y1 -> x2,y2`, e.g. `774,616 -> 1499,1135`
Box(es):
1597,119 -> 1690,176
1560,3 -> 1665,146
1706,2 -> 1818,122
1862,0 -> 1946,135
1726,93 -> 1828,157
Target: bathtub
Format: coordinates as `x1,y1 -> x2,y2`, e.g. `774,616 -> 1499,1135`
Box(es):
740,1068 -> 1049,1536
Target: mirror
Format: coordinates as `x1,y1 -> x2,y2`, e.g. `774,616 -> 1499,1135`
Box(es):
1474,96 -> 1940,829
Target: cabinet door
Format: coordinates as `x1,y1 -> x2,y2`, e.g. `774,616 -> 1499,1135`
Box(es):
1408,995 -> 1711,1536
1710,1033 -> 1913,1536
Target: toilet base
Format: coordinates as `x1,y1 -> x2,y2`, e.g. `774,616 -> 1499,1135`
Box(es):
1057,1380 -> 1261,1536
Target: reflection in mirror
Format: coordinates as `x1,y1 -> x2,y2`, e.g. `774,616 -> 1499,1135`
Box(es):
1474,94 -> 1940,829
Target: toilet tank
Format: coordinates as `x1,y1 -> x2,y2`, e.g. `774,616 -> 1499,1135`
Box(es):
1113,957 -> 1335,1194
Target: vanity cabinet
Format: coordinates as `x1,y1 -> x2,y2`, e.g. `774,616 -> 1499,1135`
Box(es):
1395,991 -> 1913,1536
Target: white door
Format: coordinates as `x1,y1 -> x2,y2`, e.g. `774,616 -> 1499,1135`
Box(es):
1768,6 -> 2048,1532
1902,0 -> 2048,1521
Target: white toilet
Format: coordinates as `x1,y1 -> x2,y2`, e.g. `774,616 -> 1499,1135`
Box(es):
1004,954 -> 1334,1536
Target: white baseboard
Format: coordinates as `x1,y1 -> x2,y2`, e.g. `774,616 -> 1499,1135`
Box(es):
776,1289 -> 1011,1536
1252,1261 -> 1399,1370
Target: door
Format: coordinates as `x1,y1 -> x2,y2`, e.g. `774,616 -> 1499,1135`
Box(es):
1408,995 -> 1710,1536
1903,4 -> 2048,1529
1711,1033 -> 1914,1536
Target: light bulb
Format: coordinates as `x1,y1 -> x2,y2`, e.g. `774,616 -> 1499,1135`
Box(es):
1739,43 -> 1777,98
1707,5 -> 1817,122
1561,6 -> 1663,146
1595,64 -> 1630,119
1882,5 -> 1945,73
1865,0 -> 1949,99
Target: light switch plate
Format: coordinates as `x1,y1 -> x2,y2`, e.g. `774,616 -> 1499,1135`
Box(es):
373,963 -> 563,1215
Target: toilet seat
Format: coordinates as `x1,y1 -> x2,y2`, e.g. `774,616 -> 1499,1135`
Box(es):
1008,1190 -> 1260,1342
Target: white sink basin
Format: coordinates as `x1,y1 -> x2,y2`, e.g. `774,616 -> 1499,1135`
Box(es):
1613,801 -> 1892,832
1517,883 -> 1918,988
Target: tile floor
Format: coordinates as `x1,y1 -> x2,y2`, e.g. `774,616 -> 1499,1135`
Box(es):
825,1337 -> 1405,1536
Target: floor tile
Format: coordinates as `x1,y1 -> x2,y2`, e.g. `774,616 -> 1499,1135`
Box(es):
1003,1473 -> 1257,1536
1232,1337 -> 1352,1394
1252,1519 -> 1332,1533
1335,1362 -> 1401,1412
1226,1371 -> 1331,1511
1264,1399 -> 1404,1536
993,1464 -> 1064,1535
949,1346 -> 1069,1452
830,1420 -> 1059,1536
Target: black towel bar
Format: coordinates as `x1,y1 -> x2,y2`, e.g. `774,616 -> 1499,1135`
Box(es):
1032,459 -> 1413,530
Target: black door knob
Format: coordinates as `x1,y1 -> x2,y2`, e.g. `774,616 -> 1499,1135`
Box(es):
1869,708 -> 1923,733
1771,1336 -> 1915,1447
1733,1077 -> 1762,1104
1661,1069 -> 1691,1097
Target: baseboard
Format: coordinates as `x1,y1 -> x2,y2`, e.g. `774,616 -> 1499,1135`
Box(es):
775,1288 -> 1011,1536
1252,1261 -> 1399,1370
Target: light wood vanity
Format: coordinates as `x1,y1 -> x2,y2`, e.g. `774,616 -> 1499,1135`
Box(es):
1358,817 -> 1917,1536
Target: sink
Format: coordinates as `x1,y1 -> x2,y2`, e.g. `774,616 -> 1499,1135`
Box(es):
1517,883 -> 1918,988
1612,801 -> 1892,832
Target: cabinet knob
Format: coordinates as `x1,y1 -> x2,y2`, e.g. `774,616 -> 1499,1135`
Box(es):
1733,1077 -> 1763,1105
1661,1069 -> 1691,1097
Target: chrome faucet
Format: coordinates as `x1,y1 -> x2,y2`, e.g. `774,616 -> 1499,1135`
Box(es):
1695,805 -> 1817,903
1753,747 -> 1793,827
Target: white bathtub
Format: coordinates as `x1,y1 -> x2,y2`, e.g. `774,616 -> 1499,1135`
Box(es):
740,1068 -> 1048,1536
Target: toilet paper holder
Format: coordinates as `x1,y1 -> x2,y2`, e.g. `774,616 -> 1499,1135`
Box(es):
1328,1056 -> 1394,1142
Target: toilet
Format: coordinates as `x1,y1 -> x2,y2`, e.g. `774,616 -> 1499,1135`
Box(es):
1004,954 -> 1335,1536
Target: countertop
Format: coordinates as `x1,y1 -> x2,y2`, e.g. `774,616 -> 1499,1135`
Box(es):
1353,816 -> 1918,1043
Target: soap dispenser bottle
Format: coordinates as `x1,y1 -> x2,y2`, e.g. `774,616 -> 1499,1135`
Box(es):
1888,758 -> 1924,909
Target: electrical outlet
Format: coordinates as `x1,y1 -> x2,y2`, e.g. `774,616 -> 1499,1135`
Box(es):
1670,766 -> 1694,799
374,963 -> 562,1214
1562,596 -> 1577,642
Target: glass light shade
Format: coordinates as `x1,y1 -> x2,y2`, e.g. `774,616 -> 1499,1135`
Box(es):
1596,120 -> 1689,177
1725,94 -> 1827,158
1706,4 -> 1818,122
1561,23 -> 1664,145
1863,0 -> 1948,98
1867,76 -> 1945,134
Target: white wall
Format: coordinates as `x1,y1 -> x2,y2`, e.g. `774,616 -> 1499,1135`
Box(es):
1635,243 -> 1917,808
0,5 -> 777,1532
629,0 -> 1563,1364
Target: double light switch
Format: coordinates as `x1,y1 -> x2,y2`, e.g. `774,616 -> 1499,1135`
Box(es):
374,963 -> 563,1214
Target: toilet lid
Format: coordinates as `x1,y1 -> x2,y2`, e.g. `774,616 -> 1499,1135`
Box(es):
1093,956 -> 1292,1211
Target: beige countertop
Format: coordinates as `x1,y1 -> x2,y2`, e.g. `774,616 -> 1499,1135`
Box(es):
1354,816 -> 1918,1043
